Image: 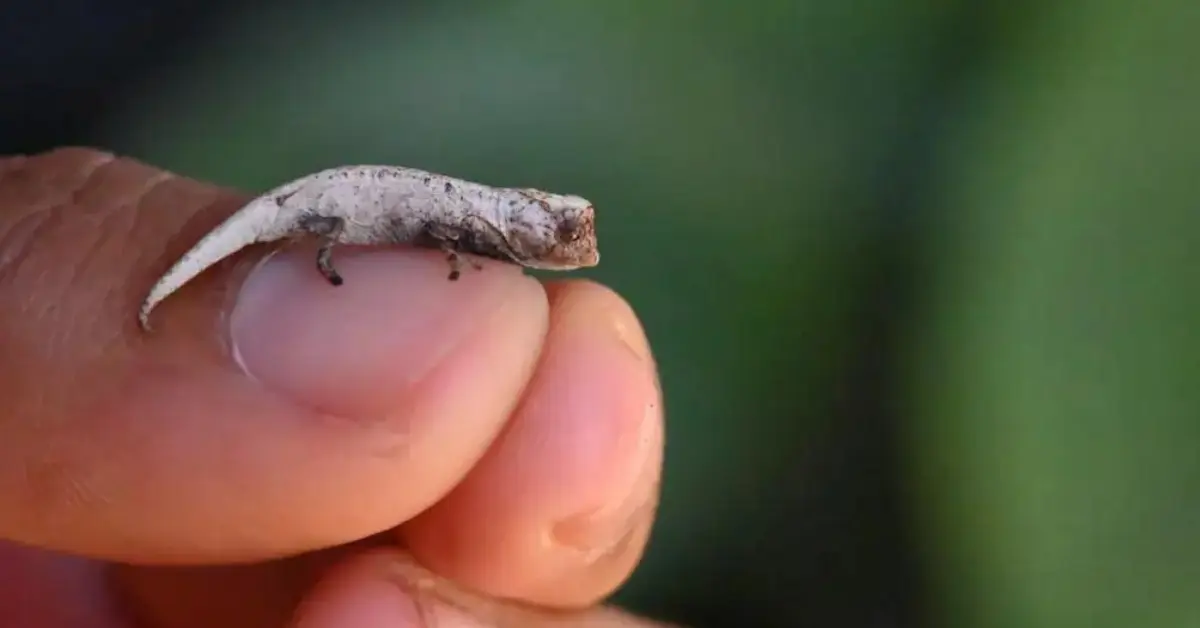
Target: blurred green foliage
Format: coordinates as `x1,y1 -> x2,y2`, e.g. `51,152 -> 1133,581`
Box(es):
96,1 -> 1200,626
909,2 -> 1200,627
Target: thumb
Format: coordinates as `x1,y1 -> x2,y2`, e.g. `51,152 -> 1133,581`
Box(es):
0,148 -> 549,564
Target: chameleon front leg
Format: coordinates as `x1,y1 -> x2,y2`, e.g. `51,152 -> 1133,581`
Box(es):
300,215 -> 346,286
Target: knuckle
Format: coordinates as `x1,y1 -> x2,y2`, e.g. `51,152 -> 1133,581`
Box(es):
0,148 -> 243,544
0,148 -> 196,334
0,148 -> 179,466
0,148 -> 125,296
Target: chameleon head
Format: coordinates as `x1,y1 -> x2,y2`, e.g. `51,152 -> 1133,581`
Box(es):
506,189 -> 600,270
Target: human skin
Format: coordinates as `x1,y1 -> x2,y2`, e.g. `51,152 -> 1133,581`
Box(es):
0,148 -> 674,627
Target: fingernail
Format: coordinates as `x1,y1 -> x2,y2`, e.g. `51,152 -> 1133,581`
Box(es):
231,246 -> 533,418
293,579 -> 424,628
293,574 -> 491,628
426,604 -> 490,628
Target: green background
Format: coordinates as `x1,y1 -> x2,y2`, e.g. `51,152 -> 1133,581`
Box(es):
93,2 -> 1200,626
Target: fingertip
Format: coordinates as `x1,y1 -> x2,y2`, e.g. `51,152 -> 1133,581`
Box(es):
402,278 -> 664,607
543,279 -> 655,366
293,547 -> 676,628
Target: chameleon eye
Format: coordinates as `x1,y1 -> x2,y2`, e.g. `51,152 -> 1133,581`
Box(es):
557,218 -> 581,242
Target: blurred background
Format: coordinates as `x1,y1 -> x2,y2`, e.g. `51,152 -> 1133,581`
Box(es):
4,1 -> 1198,626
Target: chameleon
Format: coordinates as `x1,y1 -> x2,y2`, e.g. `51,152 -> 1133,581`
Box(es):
139,165 -> 599,330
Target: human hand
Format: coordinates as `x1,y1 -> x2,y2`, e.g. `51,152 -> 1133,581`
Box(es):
0,148 -> 671,627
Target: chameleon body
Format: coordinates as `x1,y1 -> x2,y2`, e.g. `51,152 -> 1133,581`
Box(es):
139,165 -> 599,330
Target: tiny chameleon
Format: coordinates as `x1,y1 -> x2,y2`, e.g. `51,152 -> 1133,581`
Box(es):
139,165 -> 599,330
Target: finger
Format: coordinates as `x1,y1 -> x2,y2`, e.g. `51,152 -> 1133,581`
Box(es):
401,280 -> 664,608
0,148 -> 549,562
290,547 -> 684,628
111,540 -> 368,628
0,541 -> 126,628
110,281 -> 663,624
